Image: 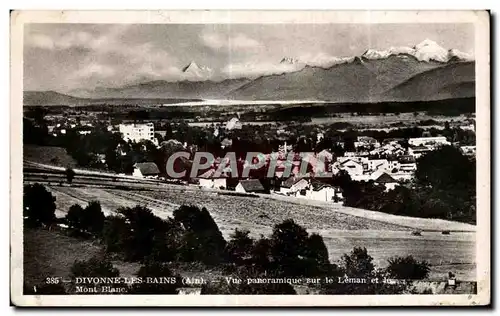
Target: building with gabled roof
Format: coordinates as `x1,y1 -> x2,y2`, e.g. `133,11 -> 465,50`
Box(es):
133,162 -> 160,178
235,179 -> 267,194
374,172 -> 399,191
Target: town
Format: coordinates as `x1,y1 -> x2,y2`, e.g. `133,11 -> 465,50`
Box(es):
24,108 -> 476,206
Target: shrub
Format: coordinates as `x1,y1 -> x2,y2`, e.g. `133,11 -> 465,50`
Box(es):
386,256 -> 430,280
174,205 -> 226,265
226,229 -> 254,265
85,201 -> 105,234
250,235 -> 272,272
64,201 -> 105,236
102,215 -> 129,254
270,219 -> 308,264
201,281 -> 296,295
23,183 -> 56,226
70,256 -> 120,278
341,247 -> 375,278
118,206 -> 169,262
66,204 -> 85,230
130,261 -> 179,294
65,167 -> 75,184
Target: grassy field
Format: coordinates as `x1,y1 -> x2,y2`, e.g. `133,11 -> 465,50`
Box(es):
43,185 -> 476,281
23,227 -> 103,288
24,145 -> 78,168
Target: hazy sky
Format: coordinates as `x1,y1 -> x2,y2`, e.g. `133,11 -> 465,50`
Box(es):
24,23 -> 474,92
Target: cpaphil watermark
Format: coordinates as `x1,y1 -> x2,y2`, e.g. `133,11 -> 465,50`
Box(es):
165,151 -> 333,179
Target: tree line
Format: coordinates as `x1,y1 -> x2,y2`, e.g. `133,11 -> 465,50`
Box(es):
24,183 -> 431,295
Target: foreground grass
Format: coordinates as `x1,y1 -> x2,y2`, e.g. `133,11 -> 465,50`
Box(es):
23,227 -> 103,288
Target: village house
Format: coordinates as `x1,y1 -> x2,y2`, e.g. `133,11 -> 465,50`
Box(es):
397,155 -> 417,172
196,169 -> 227,190
288,179 -> 343,202
460,146 -> 476,157
338,159 -> 364,177
374,172 -> 399,191
408,145 -> 431,159
355,136 -> 380,150
408,136 -> 450,147
235,179 -> 267,194
132,162 -> 160,179
366,159 -> 390,173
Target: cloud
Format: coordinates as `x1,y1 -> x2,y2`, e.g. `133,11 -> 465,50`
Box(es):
201,32 -> 262,51
25,26 -> 186,90
298,52 -> 355,67
222,62 -> 303,78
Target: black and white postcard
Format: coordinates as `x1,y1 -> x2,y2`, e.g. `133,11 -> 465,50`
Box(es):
10,10 -> 490,306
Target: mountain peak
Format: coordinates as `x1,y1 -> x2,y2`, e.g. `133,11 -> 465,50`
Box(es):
280,57 -> 300,64
181,61 -> 213,80
413,39 -> 448,62
362,39 -> 472,63
182,61 -> 200,73
414,39 -> 441,49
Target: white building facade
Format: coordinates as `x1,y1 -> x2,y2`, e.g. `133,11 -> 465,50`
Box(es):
119,123 -> 156,144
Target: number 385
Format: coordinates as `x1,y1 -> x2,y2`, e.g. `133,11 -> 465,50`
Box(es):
45,277 -> 60,284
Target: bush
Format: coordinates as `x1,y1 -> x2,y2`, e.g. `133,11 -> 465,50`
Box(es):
23,183 -> 56,226
200,266 -> 297,295
102,215 -> 129,253
65,167 -> 75,184
130,261 -> 179,294
386,256 -> 430,280
320,247 -> 407,295
340,247 -> 375,278
201,281 -> 296,295
174,205 -> 226,265
149,218 -> 185,262
64,201 -> 105,236
250,235 -> 272,272
70,256 -> 120,278
66,204 -> 85,229
226,229 -> 254,265
118,206 -> 170,262
270,219 -> 308,265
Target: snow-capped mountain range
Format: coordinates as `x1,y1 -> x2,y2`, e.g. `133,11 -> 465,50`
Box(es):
39,39 -> 473,103
179,40 -> 472,81
361,39 -> 473,63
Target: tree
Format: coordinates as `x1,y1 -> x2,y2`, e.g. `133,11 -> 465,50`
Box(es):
84,201 -> 105,234
65,201 -> 105,236
226,229 -> 254,265
415,146 -> 475,192
270,219 -> 309,267
250,235 -> 272,272
65,167 -> 75,184
102,215 -> 129,253
386,256 -> 430,280
118,206 -> 170,262
66,204 -> 85,231
23,184 -> 56,226
174,205 -> 226,265
305,233 -> 329,264
130,261 -> 179,294
341,247 -> 375,278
